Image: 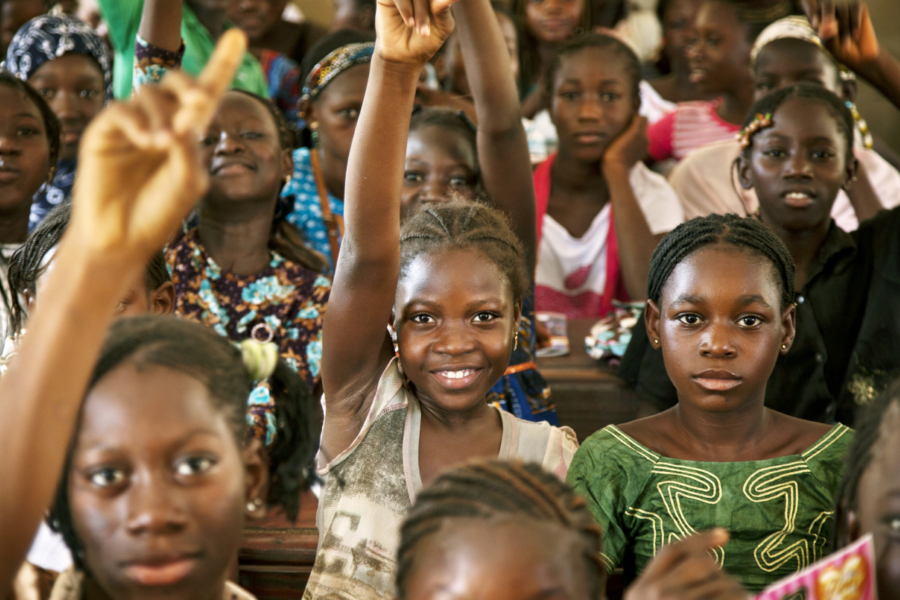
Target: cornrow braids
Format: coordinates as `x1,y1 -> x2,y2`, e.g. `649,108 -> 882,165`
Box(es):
832,378 -> 900,550
47,316 -> 318,570
543,33 -> 642,109
6,204 -> 173,338
739,84 -> 855,167
399,200 -> 528,306
396,460 -> 604,599
647,214 -> 795,310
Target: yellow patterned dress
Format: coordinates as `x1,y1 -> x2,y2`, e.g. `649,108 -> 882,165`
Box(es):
567,423 -> 853,592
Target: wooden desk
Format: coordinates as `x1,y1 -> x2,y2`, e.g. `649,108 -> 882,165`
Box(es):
537,318 -> 640,441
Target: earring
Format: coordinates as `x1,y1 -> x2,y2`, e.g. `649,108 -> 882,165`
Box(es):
513,333 -> 518,352
45,164 -> 57,185
654,338 -> 660,345
781,344 -> 787,350
309,121 -> 319,148
246,498 -> 262,512
284,174 -> 292,186
846,101 -> 874,149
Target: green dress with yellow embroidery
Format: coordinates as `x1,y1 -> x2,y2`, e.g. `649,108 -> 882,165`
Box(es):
566,423 -> 853,592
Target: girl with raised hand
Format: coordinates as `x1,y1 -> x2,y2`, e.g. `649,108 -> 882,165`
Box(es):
398,460 -> 747,600
0,28 -> 248,591
533,33 -> 683,319
0,72 -> 59,349
3,14 -> 111,229
669,14 -> 900,232
569,213 -> 854,592
402,0 -> 555,424
307,1 -> 578,597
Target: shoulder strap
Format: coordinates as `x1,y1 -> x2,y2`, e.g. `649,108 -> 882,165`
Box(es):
309,147 -> 344,265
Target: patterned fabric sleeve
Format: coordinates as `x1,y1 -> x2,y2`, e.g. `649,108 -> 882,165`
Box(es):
803,424 -> 854,496
567,427 -> 648,573
133,34 -> 185,93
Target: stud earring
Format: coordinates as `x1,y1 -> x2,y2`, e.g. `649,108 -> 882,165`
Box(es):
246,498 -> 262,512
782,344 -> 787,350
309,121 -> 319,148
654,338 -> 660,345
284,174 -> 292,186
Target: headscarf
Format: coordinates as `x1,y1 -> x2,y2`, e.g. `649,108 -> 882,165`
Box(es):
300,30 -> 375,102
3,14 -> 113,101
750,15 -> 850,81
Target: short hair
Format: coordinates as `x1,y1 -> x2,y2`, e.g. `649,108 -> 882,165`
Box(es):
0,70 -> 60,180
399,200 -> 529,306
832,377 -> 900,549
396,460 -> 604,599
409,106 -> 479,178
543,33 -> 642,108
740,83 -> 855,167
647,213 -> 796,311
47,316 -> 318,570
6,203 -> 173,337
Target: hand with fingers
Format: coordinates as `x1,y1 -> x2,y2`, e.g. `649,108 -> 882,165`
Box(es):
625,529 -> 749,600
800,0 -> 879,74
603,115 -> 649,176
68,29 -> 247,269
376,0 -> 461,66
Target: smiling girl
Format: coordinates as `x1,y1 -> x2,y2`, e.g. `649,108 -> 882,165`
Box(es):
4,14 -> 111,230
305,0 -> 577,597
568,212 -> 853,592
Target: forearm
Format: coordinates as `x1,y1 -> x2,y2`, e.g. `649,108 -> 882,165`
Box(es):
606,166 -> 657,300
847,159 -> 884,222
865,48 -> 900,110
139,0 -> 183,53
520,86 -> 545,120
0,247 -> 134,589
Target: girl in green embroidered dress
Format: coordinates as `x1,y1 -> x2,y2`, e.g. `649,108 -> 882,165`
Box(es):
567,211 -> 854,592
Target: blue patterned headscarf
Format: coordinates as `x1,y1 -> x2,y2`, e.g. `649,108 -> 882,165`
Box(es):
3,14 -> 112,101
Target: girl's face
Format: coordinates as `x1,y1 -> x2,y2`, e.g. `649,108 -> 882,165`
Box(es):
0,85 -> 51,216
401,125 -> 478,218
661,0 -> 705,72
226,0 -> 281,41
304,62 -> 369,170
0,0 -> 46,55
686,1 -> 753,95
403,518 -> 593,600
201,92 -> 292,205
525,0 -> 584,45
646,246 -> 794,414
29,54 -> 105,162
738,98 -> 855,234
393,248 -> 520,414
442,11 -> 520,97
852,403 -> 900,600
753,39 -> 842,103
70,363 -> 267,600
550,46 -> 636,164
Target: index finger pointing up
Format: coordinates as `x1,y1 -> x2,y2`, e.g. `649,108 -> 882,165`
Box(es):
198,28 -> 247,101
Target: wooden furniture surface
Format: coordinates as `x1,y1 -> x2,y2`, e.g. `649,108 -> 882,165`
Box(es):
239,318 -> 639,598
537,318 -> 640,441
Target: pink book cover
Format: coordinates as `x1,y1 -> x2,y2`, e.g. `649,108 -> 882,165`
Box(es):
754,535 -> 876,600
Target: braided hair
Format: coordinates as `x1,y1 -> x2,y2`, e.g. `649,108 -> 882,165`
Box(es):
399,200 -> 528,306
739,84 -> 855,167
396,460 -> 604,599
6,203 -> 171,338
832,377 -> 900,549
47,316 -> 318,570
543,33 -> 642,109
647,214 -> 796,310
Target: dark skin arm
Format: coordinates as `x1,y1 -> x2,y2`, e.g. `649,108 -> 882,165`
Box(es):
605,115 -> 662,300
138,0 -> 184,53
801,0 -> 900,110
319,0 -> 458,464
0,32 -> 244,591
452,0 -> 537,272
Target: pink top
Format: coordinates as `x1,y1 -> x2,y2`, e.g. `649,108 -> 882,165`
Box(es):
648,100 -> 740,162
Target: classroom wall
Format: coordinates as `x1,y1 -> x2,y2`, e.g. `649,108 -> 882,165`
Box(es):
292,0 -> 334,26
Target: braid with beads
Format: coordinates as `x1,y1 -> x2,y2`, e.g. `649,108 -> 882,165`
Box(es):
396,460 -> 604,599
832,378 -> 900,550
400,200 -> 529,305
647,214 -> 795,310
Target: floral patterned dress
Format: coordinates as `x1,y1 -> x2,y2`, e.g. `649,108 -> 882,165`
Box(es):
166,227 -> 330,444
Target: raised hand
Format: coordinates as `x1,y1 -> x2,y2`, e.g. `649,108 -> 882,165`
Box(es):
625,529 -> 748,600
800,0 -> 879,73
68,29 -> 246,265
604,114 -> 649,175
376,0 -> 459,66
